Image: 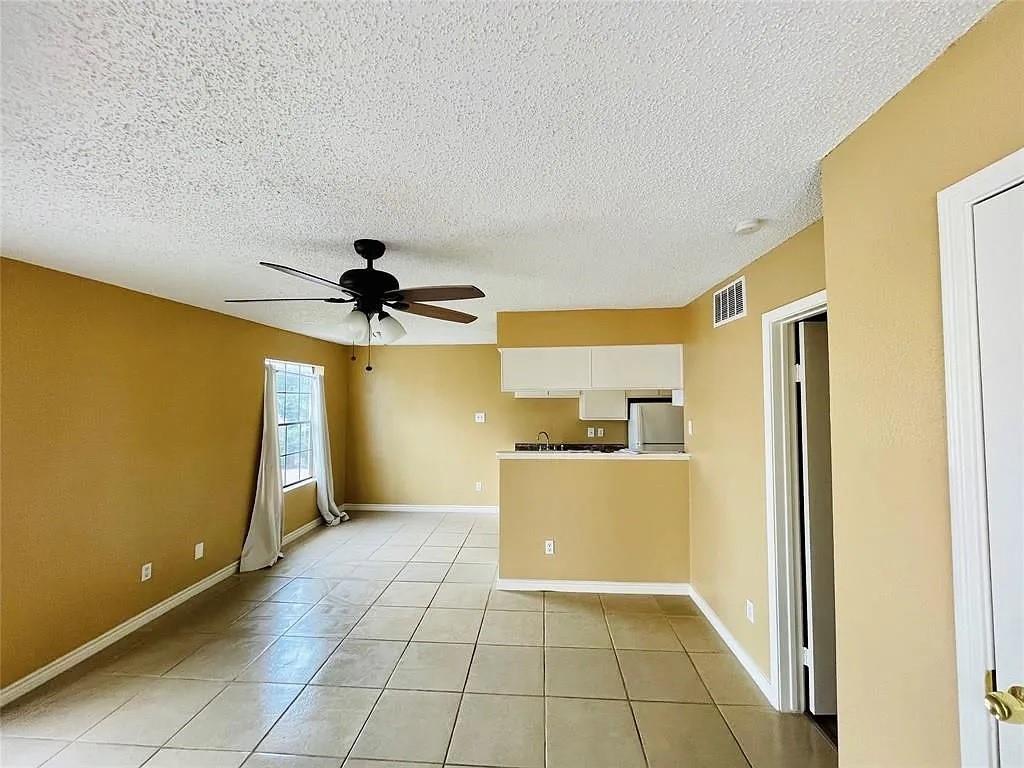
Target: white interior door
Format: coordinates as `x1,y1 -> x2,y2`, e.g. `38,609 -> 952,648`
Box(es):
797,320 -> 837,715
974,182 -> 1024,766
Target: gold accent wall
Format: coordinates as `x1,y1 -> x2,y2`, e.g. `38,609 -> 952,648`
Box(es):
0,258 -> 347,686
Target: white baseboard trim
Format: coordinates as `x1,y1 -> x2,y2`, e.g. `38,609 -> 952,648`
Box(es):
343,503 -> 499,515
0,560 -> 240,707
689,586 -> 775,705
495,578 -> 691,595
282,517 -> 322,545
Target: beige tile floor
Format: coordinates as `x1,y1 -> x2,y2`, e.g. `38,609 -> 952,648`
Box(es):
1,511 -> 839,768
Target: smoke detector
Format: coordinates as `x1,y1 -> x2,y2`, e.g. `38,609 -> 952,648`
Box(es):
733,219 -> 764,235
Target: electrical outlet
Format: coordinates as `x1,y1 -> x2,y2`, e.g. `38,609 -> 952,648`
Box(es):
194,542 -> 204,560
544,539 -> 555,556
746,600 -> 755,623
474,412 -> 486,423
688,419 -> 694,436
597,427 -> 604,437
141,562 -> 152,582
475,481 -> 483,492
587,427 -> 595,438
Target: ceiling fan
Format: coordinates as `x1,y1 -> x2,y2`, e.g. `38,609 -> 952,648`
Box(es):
227,239 -> 484,355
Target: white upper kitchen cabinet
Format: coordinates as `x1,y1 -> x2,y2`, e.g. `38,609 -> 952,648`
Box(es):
590,345 -> 683,389
500,347 -> 592,392
579,390 -> 627,420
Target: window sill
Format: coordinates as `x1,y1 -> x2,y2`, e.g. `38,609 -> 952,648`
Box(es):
283,477 -> 316,493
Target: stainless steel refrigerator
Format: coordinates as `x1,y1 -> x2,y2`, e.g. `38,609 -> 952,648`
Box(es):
627,402 -> 685,453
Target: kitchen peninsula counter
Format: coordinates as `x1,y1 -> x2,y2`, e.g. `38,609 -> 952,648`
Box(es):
497,450 -> 690,585
497,451 -> 689,460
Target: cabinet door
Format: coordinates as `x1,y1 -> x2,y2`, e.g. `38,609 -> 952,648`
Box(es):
579,390 -> 627,420
500,347 -> 591,391
590,345 -> 682,389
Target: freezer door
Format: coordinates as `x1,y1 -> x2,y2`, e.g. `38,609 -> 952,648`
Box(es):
629,403 -> 684,447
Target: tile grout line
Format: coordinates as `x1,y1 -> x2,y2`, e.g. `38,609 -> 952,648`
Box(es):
276,516 -> 424,763
322,515 -> 490,765
601,597 -> 653,768
685,646 -> 756,768
325,514 -> 450,765
339,515 -> 455,765
542,590 -> 548,768
441,530 -> 492,767
246,641 -> 342,759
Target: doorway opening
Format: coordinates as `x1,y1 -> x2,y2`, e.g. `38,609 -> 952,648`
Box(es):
762,289 -> 838,748
792,312 -> 838,747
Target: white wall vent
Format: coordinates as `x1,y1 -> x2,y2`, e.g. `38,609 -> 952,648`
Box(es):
713,276 -> 747,327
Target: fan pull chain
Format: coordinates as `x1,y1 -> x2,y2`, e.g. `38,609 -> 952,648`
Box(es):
364,314 -> 373,372
350,342 -> 356,362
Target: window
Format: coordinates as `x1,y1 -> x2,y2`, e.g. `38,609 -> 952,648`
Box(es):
272,361 -> 315,487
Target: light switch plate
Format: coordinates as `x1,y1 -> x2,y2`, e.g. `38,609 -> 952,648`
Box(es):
141,562 -> 152,582
544,539 -> 555,555
587,427 -> 595,438
474,412 -> 486,423
687,419 -> 694,436
475,481 -> 483,492
746,600 -> 755,623
597,427 -> 604,437
194,542 -> 204,560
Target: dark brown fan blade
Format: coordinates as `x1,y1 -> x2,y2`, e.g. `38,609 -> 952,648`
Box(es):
259,262 -> 359,295
382,285 -> 484,303
389,301 -> 477,324
225,297 -> 354,303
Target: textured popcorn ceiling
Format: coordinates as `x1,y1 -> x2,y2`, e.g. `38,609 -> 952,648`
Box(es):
1,1 -> 995,344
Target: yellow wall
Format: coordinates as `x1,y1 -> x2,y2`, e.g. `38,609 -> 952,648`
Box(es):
497,307 -> 686,348
282,480 -> 320,536
0,258 -> 348,686
820,4 -> 1024,765
499,458 -> 689,582
345,345 -> 626,506
684,221 -> 826,674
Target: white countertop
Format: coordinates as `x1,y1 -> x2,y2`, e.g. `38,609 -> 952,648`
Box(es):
496,451 -> 689,461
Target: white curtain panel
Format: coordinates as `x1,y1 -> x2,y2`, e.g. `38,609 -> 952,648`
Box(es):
240,362 -> 285,571
312,369 -> 347,525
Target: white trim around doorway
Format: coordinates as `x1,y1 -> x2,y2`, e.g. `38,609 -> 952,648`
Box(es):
763,288 -> 828,712
938,146 -> 1024,768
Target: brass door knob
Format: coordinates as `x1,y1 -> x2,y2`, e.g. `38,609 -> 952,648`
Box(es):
985,685 -> 1024,725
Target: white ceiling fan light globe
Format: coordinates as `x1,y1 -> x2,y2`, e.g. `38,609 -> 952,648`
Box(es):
377,311 -> 407,344
340,308 -> 370,344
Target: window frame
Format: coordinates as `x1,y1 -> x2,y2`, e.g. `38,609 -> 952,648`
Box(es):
270,360 -> 317,489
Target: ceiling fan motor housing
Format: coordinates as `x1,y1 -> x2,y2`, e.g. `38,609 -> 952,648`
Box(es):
344,239 -> 397,314
341,267 -> 399,314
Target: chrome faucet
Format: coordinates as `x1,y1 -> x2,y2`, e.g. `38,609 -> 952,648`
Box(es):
537,431 -> 551,450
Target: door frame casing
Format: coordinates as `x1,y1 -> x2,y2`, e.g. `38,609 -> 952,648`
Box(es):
938,146 -> 1024,768
763,288 -> 828,712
